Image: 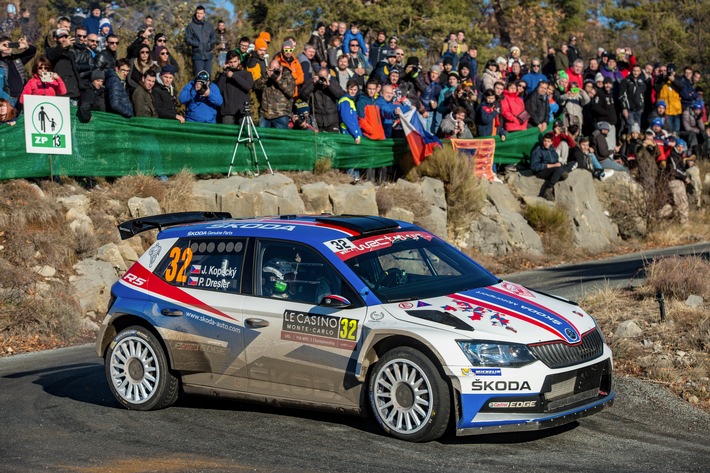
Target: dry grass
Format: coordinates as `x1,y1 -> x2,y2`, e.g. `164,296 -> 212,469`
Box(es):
581,282 -> 710,411
644,255 -> 710,300
410,145 -> 486,237
313,157 -> 333,175
375,184 -> 430,222
523,203 -> 571,252
162,170 -> 198,213
284,169 -> 352,189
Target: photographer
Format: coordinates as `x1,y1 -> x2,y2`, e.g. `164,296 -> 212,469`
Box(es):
20,56 -> 66,104
256,59 -> 295,129
311,66 -> 344,132
1,34 -> 37,107
46,28 -> 82,105
178,70 -> 224,123
290,100 -> 318,131
216,50 -> 254,124
439,106 -> 473,139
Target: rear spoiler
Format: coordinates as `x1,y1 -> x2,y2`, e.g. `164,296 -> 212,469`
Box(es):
117,211 -> 232,240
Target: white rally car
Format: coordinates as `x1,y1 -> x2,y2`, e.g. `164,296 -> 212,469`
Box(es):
96,212 -> 614,442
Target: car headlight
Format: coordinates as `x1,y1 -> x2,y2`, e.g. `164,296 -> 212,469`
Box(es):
457,341 -> 537,367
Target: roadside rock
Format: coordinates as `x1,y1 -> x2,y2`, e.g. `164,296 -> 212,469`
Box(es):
220,174 -> 306,216
595,171 -> 648,238
127,196 -> 161,218
301,182 -> 332,214
193,175 -> 247,212
391,178 -> 447,239
616,320 -> 643,338
685,295 -> 704,308
70,259 -> 119,316
57,194 -> 90,215
384,207 -> 415,223
32,265 -> 56,278
329,182 -> 378,216
96,243 -> 128,272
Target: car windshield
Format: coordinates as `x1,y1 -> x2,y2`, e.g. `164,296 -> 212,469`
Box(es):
342,234 -> 498,303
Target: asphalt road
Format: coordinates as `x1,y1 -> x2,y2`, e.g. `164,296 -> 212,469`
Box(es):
1,243 -> 709,473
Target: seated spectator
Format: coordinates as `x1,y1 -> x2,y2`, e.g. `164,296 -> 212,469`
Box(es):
591,121 -> 629,172
78,69 -> 106,122
0,97 -> 17,125
551,121 -> 576,164
178,70 -> 224,124
342,22 -> 367,56
664,138 -> 691,224
20,56 -> 67,104
153,65 -> 184,123
256,59 -> 295,129
439,106 -> 473,139
369,30 -> 387,67
215,50 -> 254,124
290,100 -> 318,131
104,58 -> 134,118
570,135 -> 613,180
501,81 -> 528,133
338,79 -> 362,144
530,132 -> 577,201
131,69 -> 158,118
476,89 -> 505,139
481,59 -> 499,92
681,100 -> 707,158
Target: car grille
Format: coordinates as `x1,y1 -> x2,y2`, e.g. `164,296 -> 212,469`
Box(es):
528,328 -> 604,369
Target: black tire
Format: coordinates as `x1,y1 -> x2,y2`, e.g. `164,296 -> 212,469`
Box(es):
368,347 -> 451,442
105,325 -> 179,411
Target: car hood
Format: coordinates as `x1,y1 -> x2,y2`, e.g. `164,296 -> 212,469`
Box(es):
383,280 -> 597,344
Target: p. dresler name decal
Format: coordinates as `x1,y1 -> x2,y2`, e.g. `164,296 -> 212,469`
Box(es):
281,310 -> 358,350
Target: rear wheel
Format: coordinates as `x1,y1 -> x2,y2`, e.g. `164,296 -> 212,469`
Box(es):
105,325 -> 178,410
368,347 -> 451,442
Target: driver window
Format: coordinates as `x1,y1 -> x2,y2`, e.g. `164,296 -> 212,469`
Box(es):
257,241 -> 343,305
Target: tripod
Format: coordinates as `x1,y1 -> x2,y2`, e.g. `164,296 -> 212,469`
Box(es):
228,103 -> 273,176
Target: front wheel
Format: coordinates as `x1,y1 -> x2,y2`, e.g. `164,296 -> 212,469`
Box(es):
105,325 -> 179,411
368,347 -> 451,442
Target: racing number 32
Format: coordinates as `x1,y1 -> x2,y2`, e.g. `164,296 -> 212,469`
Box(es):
164,247 -> 193,283
339,318 -> 357,341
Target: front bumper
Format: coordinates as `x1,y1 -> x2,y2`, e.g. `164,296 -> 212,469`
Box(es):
456,391 -> 615,435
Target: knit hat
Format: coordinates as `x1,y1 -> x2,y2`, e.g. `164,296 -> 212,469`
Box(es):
254,38 -> 268,50
282,40 -> 295,49
315,21 -> 325,30
91,69 -> 105,81
631,123 -> 641,134
652,118 -> 664,127
691,100 -> 704,110
645,129 -> 655,136
430,65 -> 442,73
447,70 -> 459,79
386,49 -> 397,57
597,121 -> 610,131
510,46 -> 520,53
443,56 -> 454,66
603,77 -> 613,84
99,18 -> 111,29
406,56 -> 419,68
595,73 -> 604,82
557,70 -> 568,80
389,66 -> 401,75
294,100 -> 310,114
160,65 -> 177,75
656,100 -> 667,108
496,56 -> 506,64
258,32 -> 271,43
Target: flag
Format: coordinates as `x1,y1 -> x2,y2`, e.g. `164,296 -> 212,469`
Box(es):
188,277 -> 200,286
451,138 -> 497,181
400,109 -> 442,165
189,264 -> 202,274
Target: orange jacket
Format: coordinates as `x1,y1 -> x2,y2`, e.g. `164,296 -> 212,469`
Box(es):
275,52 -> 304,97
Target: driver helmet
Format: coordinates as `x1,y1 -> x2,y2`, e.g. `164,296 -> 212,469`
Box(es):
263,258 -> 297,295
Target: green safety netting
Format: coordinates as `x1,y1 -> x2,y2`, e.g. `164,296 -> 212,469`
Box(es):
0,109 -> 541,180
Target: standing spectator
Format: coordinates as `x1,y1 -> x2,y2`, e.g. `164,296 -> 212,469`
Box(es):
215,20 -> 230,69
559,81 -> 589,128
522,58 -> 545,94
324,21 -> 339,46
127,27 -> 153,59
308,22 -> 328,69
400,56 -> 427,114
1,4 -> 16,36
233,36 -> 251,66
420,66 -> 442,133
665,139 -> 691,224
46,29 -> 83,105
507,46 -> 524,70
342,22 -> 367,56
20,56 -> 66,104
368,30 -> 387,68
96,18 -> 112,52
0,97 -> 16,125
679,66 -> 697,112
83,3 -> 102,35
311,66 -> 343,132
531,132 -> 576,201
185,5 -> 216,76
501,80 -> 528,133
333,53 -> 360,91
681,101 -> 707,159
555,44 -> 569,73
591,77 -> 619,149
132,69 -> 158,117
455,31 -> 469,55
44,16 -> 71,52
18,9 -> 36,43
542,47 -> 556,79
86,34 -> 100,58
216,50 -> 254,124
566,59 -> 584,91
153,65 -> 184,123
346,39 -> 370,77
78,69 -> 106,122
440,41 -> 459,70
356,79 -> 385,140
600,56 -> 624,83
103,58 -> 133,117
95,34 -> 118,71
619,64 -> 646,132
481,59 -> 500,92
373,49 -> 397,84
475,89 -> 502,137
584,58 -> 600,82
326,35 -> 343,70
458,46 -> 478,78
1,34 -> 36,106
298,44 -> 317,83
0,58 -> 9,101
525,80 -> 550,132
179,70 -> 224,123
338,79 -> 362,143
435,71 -> 459,132
275,40 -> 304,97
566,35 -> 581,63
256,59 -> 295,129
127,45 -> 158,96
151,34 -> 180,73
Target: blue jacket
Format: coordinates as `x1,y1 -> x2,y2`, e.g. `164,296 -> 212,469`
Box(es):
338,93 -> 362,139
103,69 -> 134,118
475,102 -> 498,137
179,81 -> 224,123
342,31 -> 368,55
530,144 -> 560,173
521,72 -> 546,95
679,77 -> 697,109
375,96 -> 410,138
440,51 -> 459,70
83,13 -> 101,35
0,67 -> 10,101
421,80 -> 442,112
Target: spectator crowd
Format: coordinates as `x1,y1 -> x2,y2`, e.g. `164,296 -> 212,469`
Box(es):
0,3 -> 706,220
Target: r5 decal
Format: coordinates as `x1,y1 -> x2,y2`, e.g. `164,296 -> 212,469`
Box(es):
123,273 -> 147,287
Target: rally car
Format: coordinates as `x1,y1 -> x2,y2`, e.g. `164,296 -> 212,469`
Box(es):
96,212 -> 614,442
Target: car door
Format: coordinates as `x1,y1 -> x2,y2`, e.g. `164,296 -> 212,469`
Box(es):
241,239 -> 367,408
152,237 -> 248,391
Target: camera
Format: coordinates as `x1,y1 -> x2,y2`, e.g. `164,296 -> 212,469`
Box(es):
318,76 -> 327,85
297,113 -> 306,122
195,81 -> 208,95
8,42 -> 20,49
40,71 -> 53,83
224,66 -> 238,73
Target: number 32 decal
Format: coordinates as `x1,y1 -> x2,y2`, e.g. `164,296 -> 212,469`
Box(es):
164,247 -> 193,283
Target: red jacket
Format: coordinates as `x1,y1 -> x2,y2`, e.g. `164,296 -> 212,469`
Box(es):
20,74 -> 68,104
500,90 -> 527,131
565,67 -> 583,90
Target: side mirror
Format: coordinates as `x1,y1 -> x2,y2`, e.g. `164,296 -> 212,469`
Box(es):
319,294 -> 351,308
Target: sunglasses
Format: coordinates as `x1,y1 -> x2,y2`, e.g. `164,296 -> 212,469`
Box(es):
108,41 -> 119,45
140,50 -> 150,54
76,34 -> 87,38
160,52 -> 168,55
350,44 -> 358,47
88,39 -> 97,43
532,64 -> 540,67
37,65 -> 48,70
283,48 -> 294,53
157,38 -> 166,42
